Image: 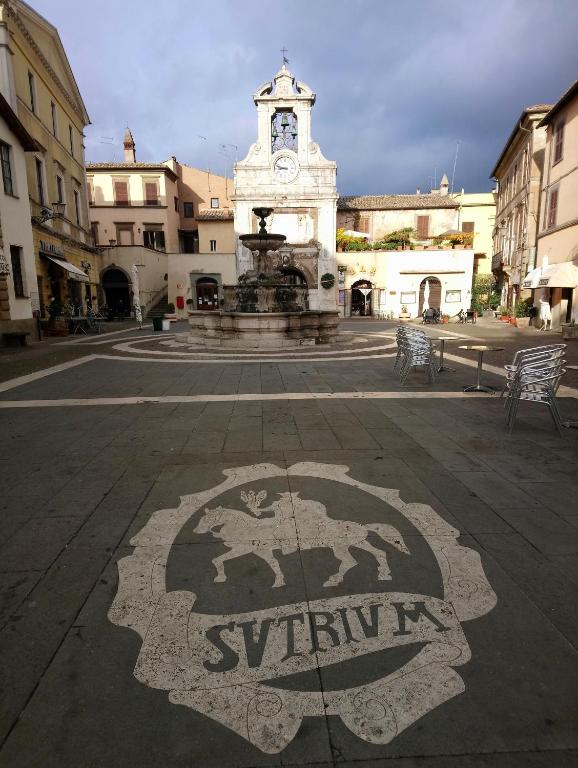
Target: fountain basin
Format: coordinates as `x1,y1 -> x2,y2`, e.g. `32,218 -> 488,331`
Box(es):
187,310 -> 339,348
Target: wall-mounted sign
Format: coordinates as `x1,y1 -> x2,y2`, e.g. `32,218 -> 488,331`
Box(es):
39,240 -> 64,257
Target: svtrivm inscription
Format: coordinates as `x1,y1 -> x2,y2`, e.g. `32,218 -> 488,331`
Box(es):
109,462 -> 497,754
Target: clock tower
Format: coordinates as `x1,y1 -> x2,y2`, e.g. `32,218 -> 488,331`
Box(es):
233,65 -> 338,310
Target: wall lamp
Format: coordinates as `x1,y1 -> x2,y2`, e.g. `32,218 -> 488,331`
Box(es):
36,202 -> 66,224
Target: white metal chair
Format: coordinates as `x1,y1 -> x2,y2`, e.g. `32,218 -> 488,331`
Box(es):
500,344 -> 566,400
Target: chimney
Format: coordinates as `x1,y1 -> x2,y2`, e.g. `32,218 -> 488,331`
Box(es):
439,173 -> 449,196
123,127 -> 136,163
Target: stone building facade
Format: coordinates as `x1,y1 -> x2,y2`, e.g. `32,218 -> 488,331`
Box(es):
233,65 -> 338,311
0,91 -> 39,343
526,80 -> 578,327
490,105 -> 550,309
0,0 -> 98,318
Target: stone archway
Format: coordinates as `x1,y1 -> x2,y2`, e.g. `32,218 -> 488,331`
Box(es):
101,268 -> 130,317
351,279 -> 373,316
418,277 -> 442,315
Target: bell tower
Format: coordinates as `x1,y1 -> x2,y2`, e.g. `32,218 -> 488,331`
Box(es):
233,65 -> 338,311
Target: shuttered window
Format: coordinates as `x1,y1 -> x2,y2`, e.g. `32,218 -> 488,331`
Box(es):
416,215 -> 429,239
553,120 -> 564,164
547,188 -> 558,228
114,181 -> 129,206
145,182 -> 158,205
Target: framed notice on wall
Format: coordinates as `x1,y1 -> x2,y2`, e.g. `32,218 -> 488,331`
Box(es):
400,291 -> 416,305
446,290 -> 461,303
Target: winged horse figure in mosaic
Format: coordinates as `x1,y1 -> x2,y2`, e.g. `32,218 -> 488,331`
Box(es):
194,490 -> 410,587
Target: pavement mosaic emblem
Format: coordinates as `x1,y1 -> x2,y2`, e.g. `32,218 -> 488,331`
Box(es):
108,462 -> 497,754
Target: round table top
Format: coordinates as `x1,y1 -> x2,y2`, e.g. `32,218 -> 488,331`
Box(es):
430,336 -> 467,341
458,345 -> 504,352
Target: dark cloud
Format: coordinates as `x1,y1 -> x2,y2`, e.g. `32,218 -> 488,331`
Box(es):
35,0 -> 578,194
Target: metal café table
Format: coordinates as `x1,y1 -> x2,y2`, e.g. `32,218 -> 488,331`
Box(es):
431,335 -> 467,373
459,345 -> 504,394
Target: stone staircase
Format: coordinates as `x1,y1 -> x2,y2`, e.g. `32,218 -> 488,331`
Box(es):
147,294 -> 170,319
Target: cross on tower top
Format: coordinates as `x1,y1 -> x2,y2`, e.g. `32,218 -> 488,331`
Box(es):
281,46 -> 289,66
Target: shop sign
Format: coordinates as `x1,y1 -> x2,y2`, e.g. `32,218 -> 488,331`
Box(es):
40,240 -> 64,258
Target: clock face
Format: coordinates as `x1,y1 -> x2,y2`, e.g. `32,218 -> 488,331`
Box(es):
273,154 -> 298,183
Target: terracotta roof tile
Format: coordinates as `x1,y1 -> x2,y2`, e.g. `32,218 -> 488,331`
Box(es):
337,194 -> 459,211
196,208 -> 234,220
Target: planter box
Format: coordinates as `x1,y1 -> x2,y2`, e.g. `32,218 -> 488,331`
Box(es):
515,317 -> 531,328
562,324 -> 578,340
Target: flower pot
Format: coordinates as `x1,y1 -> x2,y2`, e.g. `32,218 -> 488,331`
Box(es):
509,317 -> 517,325
500,315 -> 509,321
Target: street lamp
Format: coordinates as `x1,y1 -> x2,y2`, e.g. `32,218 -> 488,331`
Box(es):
36,202 -> 66,224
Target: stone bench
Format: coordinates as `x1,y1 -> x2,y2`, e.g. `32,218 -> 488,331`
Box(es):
2,331 -> 31,347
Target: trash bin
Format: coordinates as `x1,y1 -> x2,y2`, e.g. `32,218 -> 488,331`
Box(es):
162,319 -> 171,331
152,317 -> 163,331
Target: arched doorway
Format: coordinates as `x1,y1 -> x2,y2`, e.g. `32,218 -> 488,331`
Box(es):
280,267 -> 307,286
418,277 -> 442,315
351,279 -> 373,316
102,268 -> 130,316
196,277 -> 219,310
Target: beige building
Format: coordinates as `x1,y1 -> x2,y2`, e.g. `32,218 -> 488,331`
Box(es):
0,90 -> 39,343
525,80 -> 578,327
490,105 -> 551,309
87,131 -> 235,317
0,0 -> 98,317
335,183 -> 483,317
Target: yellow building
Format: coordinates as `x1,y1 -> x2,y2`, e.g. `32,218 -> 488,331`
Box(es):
452,191 -> 497,275
0,0 -> 98,316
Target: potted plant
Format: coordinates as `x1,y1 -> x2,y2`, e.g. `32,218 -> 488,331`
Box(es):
513,299 -> 532,328
562,319 -> 578,339
441,313 -> 450,324
46,299 -> 68,336
498,305 -> 510,321
399,304 -> 410,319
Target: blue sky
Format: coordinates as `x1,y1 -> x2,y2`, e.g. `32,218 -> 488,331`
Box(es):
34,0 -> 578,195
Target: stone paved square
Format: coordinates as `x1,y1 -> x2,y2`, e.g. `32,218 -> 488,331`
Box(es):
0,319 -> 577,767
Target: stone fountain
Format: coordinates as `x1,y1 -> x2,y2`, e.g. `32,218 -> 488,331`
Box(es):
187,207 -> 339,348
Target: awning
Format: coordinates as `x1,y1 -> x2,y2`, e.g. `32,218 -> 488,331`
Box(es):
522,267 -> 542,289
42,254 -> 89,283
524,261 -> 578,288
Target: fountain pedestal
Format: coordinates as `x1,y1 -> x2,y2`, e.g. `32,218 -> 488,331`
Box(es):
187,206 -> 339,348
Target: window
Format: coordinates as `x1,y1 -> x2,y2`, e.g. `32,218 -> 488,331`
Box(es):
74,189 -> 80,225
143,229 -> 165,251
114,180 -> 129,206
553,120 -> 565,164
10,246 -> 24,297
416,215 -> 429,239
462,222 -> 474,233
0,142 -> 13,195
35,158 -> 45,204
358,216 -> 369,233
69,125 -> 74,156
56,175 -> 64,204
210,239 -> 217,252
547,188 -> 558,229
28,71 -> 35,113
174,196 -> 179,212
116,224 -> 133,245
51,102 -> 57,137
210,197 -> 219,208
145,182 -> 158,206
183,202 -> 194,217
